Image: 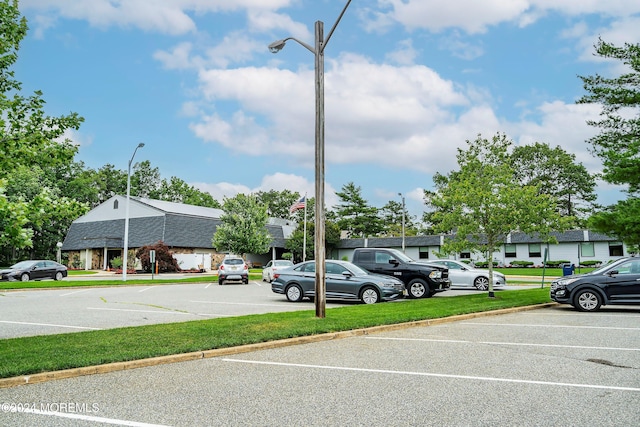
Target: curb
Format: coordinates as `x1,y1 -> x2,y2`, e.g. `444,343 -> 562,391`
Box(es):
0,303 -> 557,389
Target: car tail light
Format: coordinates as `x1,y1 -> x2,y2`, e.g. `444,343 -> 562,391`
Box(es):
219,265 -> 224,270
244,264 -> 248,270
273,273 -> 279,279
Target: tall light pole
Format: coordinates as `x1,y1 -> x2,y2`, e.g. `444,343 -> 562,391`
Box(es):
269,0 -> 352,318
123,142 -> 145,281
398,193 -> 406,253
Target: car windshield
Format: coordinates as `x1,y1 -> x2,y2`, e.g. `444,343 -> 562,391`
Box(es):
11,261 -> 36,269
383,248 -> 414,263
274,260 -> 293,267
590,258 -> 629,275
224,259 -> 244,265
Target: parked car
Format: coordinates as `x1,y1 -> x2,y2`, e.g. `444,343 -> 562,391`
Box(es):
351,247 -> 450,298
428,259 -> 506,290
262,259 -> 294,282
0,260 -> 68,282
218,256 -> 249,285
271,260 -> 405,304
550,257 -> 640,312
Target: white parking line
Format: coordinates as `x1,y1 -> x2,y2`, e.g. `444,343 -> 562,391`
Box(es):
190,300 -> 291,307
12,407 -> 168,427
365,337 -> 640,352
222,358 -> 640,392
0,320 -> 102,330
138,286 -> 157,293
87,307 -> 192,315
461,322 -> 640,331
59,289 -> 92,297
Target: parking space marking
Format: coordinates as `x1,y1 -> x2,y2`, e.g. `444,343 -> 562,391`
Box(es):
461,322 -> 640,331
87,307 -> 194,315
222,358 -> 640,392
59,289 -> 92,297
138,286 -> 157,293
12,407 -> 169,427
365,337 -> 640,352
190,300 -> 292,308
0,320 -> 102,330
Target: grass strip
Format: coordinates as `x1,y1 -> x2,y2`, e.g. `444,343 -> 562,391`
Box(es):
0,288 -> 551,379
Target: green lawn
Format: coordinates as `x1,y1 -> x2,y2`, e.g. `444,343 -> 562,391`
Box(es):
498,267 -> 594,277
0,288 -> 552,379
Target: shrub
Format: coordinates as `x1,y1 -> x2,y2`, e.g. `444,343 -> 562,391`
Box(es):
544,260 -> 570,268
135,241 -> 181,273
510,260 -> 534,267
474,261 -> 498,268
111,256 -> 123,270
580,260 -> 601,267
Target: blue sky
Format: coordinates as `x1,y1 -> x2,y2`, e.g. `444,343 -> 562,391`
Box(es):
14,0 -> 640,220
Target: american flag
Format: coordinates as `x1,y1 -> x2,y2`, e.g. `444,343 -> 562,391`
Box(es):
289,196 -> 306,214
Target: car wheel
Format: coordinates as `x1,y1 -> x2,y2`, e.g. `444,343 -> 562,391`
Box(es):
54,272 -> 64,281
20,273 -> 30,282
285,284 -> 304,302
474,276 -> 489,290
243,278 -> 249,284
407,279 -> 427,298
574,289 -> 602,312
218,279 -> 224,285
360,286 -> 380,304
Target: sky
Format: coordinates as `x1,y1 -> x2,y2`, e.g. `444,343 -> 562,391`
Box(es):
14,0 -> 640,220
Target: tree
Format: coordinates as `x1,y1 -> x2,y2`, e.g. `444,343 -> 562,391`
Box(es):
379,200 -> 418,237
135,241 -> 181,273
285,219 -> 341,263
333,182 -> 383,238
578,39 -> 640,249
424,133 -> 568,296
131,160 -> 161,199
511,142 -> 597,223
212,194 -> 271,257
255,189 -> 300,219
0,0 -> 85,261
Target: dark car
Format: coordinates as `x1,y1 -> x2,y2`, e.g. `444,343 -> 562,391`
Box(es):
0,260 -> 68,282
271,260 -> 405,304
550,257 -> 640,312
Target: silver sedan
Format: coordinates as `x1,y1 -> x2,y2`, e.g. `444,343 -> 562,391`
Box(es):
428,259 -> 506,290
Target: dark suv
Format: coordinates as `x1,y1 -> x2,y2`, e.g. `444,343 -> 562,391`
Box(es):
550,257 -> 640,312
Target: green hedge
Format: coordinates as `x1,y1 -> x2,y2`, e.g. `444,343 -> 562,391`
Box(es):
509,260 -> 534,267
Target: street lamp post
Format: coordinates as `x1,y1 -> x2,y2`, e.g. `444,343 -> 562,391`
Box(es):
123,143 -> 145,281
398,193 -> 406,253
269,0 -> 352,318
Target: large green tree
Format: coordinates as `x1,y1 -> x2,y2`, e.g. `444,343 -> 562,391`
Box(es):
255,189 -> 300,219
578,39 -> 640,249
333,182 -> 383,238
379,199 -> 418,237
424,133 -> 569,296
285,220 -> 341,263
1,0 -> 86,261
511,142 -> 597,223
212,194 -> 271,257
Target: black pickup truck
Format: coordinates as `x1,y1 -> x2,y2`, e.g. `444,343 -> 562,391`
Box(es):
351,248 -> 450,298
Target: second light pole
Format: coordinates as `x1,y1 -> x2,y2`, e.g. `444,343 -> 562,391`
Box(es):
398,193 -> 405,253
269,0 -> 352,318
123,142 -> 144,281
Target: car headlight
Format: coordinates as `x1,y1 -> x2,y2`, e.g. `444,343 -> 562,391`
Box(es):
429,271 -> 442,279
556,278 -> 579,286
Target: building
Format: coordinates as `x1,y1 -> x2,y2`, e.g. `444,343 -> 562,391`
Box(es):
61,196 -> 294,271
335,230 -> 631,267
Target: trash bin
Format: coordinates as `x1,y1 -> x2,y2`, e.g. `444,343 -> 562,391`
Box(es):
562,264 -> 575,276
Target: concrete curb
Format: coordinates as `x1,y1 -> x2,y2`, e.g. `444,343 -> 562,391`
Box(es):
0,303 -> 557,389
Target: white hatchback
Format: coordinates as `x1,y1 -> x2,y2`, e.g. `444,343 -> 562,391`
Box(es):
261,259 -> 294,282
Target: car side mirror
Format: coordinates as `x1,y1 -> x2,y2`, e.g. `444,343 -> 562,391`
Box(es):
607,270 -> 618,276
388,259 -> 399,266
342,271 -> 353,278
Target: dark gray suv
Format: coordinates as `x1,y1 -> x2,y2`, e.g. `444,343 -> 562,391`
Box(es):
550,257 -> 640,311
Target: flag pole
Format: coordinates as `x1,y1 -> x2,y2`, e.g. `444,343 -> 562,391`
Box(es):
303,193 -> 307,262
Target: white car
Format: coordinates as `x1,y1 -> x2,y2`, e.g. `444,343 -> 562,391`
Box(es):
428,259 -> 506,290
261,259 -> 294,282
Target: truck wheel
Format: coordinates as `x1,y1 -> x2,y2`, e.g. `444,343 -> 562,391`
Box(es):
407,279 -> 427,298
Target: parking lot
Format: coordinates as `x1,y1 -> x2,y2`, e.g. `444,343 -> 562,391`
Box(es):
0,280 -> 524,339
1,303 -> 639,426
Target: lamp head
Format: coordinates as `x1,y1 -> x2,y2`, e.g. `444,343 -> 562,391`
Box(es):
268,39 -> 287,53
137,143 -> 145,148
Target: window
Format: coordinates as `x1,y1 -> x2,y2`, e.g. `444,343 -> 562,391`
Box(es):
375,251 -> 395,265
504,244 -> 517,258
528,244 -> 541,257
418,247 -> 429,259
580,242 -> 595,257
609,242 -> 624,257
459,251 -> 471,259
113,200 -> 119,209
